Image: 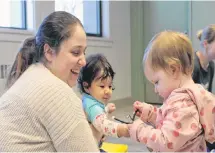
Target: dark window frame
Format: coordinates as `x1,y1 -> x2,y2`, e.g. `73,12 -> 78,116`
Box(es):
86,0 -> 102,37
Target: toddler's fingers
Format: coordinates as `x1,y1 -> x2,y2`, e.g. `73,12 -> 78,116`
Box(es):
133,101 -> 142,105
136,112 -> 141,117
133,105 -> 142,112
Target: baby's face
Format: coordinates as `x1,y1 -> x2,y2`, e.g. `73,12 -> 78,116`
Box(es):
144,61 -> 180,101
88,76 -> 114,104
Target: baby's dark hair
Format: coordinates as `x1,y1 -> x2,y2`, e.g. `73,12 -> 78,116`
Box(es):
78,53 -> 115,94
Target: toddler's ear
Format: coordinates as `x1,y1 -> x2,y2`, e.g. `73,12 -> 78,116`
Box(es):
83,82 -> 89,93
169,64 -> 180,79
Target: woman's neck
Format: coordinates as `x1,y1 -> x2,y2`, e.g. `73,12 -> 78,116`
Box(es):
197,51 -> 209,70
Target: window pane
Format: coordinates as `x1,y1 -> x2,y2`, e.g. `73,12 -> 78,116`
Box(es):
0,0 -> 26,29
55,0 -> 102,36
26,0 -> 34,30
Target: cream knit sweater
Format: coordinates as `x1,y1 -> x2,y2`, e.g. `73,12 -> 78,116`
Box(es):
0,63 -> 99,152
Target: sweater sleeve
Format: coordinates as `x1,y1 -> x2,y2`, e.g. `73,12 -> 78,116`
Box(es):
34,85 -> 99,152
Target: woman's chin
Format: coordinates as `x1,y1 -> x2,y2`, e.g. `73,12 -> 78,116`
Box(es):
67,80 -> 76,88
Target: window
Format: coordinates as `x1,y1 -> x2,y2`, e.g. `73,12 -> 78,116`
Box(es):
0,0 -> 27,29
55,0 -> 102,37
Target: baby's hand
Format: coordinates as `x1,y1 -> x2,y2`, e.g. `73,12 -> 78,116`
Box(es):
106,103 -> 116,114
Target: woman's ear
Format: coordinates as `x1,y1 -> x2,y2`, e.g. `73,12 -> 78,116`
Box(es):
203,40 -> 208,51
44,44 -> 55,62
83,82 -> 89,93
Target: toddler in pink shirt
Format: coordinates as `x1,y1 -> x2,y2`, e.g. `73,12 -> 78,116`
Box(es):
128,31 -> 215,152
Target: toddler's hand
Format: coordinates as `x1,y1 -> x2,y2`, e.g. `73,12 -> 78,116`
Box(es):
106,103 -> 116,113
133,101 -> 153,122
133,101 -> 144,117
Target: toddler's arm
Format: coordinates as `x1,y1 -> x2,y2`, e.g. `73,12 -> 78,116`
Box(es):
129,100 -> 202,152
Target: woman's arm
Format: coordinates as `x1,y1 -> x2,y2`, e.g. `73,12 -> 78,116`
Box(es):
37,90 -> 99,152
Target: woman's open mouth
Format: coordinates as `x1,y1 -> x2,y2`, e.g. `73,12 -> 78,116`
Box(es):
71,70 -> 79,75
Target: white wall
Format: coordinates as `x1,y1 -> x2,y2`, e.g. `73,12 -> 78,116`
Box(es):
82,1 -> 131,100
190,2 -> 215,51
131,1 -> 190,103
130,1 -> 215,103
0,1 -> 131,101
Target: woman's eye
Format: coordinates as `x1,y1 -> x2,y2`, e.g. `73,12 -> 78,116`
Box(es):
100,86 -> 105,88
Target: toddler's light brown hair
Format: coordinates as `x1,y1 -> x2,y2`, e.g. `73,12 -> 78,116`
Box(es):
143,31 -> 194,75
